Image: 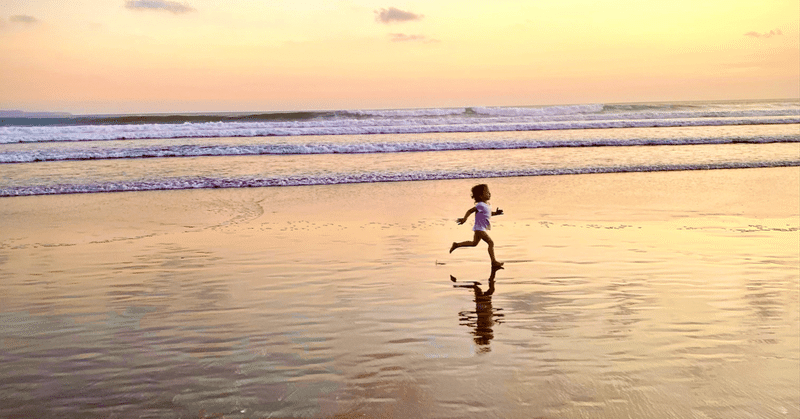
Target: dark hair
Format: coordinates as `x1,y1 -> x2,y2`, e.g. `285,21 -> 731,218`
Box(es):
471,184 -> 489,202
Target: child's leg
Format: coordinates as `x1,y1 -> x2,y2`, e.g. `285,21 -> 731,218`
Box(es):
450,231 -> 481,253
476,231 -> 502,266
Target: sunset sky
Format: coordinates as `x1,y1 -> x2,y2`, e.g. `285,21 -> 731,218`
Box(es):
1,0 -> 798,114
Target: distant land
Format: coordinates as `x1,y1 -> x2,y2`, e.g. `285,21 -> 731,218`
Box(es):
0,110 -> 73,118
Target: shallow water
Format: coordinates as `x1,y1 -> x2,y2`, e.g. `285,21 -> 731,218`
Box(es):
1,170 -> 798,418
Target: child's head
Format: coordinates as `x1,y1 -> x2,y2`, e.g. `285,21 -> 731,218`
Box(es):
471,184 -> 490,202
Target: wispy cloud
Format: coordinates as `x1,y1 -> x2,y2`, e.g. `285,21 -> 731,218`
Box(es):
389,33 -> 438,43
10,15 -> 38,24
375,7 -> 422,24
125,0 -> 195,14
744,29 -> 783,38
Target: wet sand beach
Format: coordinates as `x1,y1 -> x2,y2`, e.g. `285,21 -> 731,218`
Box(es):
1,167 -> 798,418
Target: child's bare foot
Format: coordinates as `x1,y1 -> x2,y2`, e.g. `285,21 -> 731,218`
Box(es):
449,242 -> 457,253
492,261 -> 504,269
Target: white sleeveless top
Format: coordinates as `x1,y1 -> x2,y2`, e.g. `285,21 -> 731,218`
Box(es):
473,202 -> 491,231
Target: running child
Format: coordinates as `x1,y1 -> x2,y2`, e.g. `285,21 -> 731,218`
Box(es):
450,184 -> 504,267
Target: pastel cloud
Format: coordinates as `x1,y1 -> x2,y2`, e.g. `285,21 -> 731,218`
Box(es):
375,7 -> 422,24
10,15 -> 38,24
389,33 -> 437,43
744,29 -> 783,38
125,0 -> 195,14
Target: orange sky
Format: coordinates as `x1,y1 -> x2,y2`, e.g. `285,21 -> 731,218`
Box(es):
1,0 -> 798,114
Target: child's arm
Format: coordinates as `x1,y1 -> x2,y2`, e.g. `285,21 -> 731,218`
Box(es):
457,207 -> 477,225
492,207 -> 504,216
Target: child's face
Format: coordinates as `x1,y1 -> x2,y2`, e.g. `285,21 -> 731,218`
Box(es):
477,188 -> 490,201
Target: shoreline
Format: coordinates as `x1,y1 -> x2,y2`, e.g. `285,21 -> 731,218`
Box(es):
2,161 -> 798,198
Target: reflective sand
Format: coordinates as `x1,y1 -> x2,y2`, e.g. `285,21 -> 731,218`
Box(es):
1,168 -> 798,418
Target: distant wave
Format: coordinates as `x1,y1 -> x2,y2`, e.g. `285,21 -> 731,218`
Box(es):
340,108 -> 465,118
0,111 -> 330,127
2,161 -> 797,197
340,104 -> 608,118
1,116 -> 798,144
472,104 -> 605,117
2,135 -> 797,163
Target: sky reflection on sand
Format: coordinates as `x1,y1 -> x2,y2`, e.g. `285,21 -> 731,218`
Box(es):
0,168 -> 798,418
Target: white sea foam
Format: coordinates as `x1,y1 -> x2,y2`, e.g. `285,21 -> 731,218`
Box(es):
2,100 -> 798,144
0,115 -> 797,144
1,161 -> 796,197
2,100 -> 798,197
1,134 -> 796,163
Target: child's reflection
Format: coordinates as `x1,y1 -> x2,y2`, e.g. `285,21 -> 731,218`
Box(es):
452,265 -> 505,353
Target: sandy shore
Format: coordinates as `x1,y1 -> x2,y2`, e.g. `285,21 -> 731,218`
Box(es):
1,167 -> 798,418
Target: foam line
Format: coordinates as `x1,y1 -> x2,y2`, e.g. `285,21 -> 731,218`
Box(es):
2,116 -> 798,144
1,135 -> 797,163
2,160 -> 796,197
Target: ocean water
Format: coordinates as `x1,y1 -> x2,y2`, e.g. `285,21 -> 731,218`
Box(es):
1,100 -> 799,418
1,99 -> 798,196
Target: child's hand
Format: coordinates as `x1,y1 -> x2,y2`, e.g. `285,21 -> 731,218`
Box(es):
495,208 -> 504,216
456,217 -> 465,225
